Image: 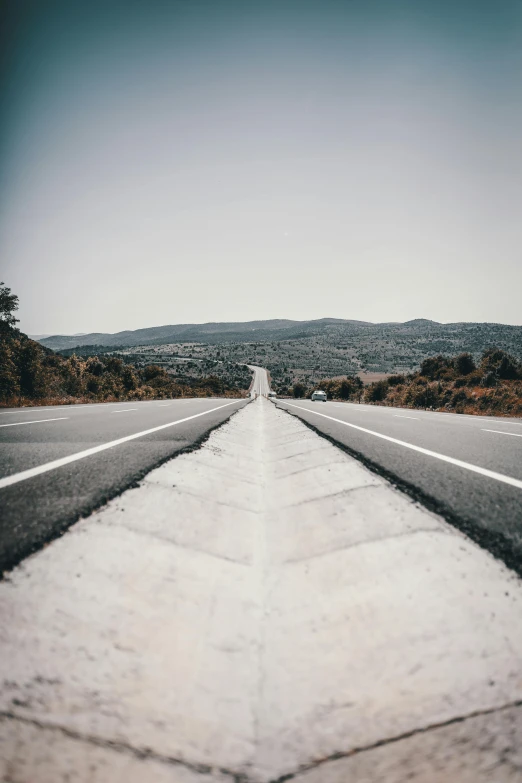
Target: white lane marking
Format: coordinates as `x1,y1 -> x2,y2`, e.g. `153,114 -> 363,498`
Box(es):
486,421 -> 522,427
0,409 -> 55,415
0,418 -> 69,428
328,404 -> 522,426
0,403 -> 126,415
426,411 -> 522,425
482,429 -> 522,438
327,404 -> 371,412
0,400 -> 242,489
0,399 -> 214,416
112,409 -> 138,413
394,415 -> 420,420
282,402 -> 522,491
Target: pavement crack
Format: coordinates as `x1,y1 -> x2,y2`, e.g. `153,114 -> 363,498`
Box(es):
281,485 -> 379,508
101,520 -> 251,566
0,711 -> 249,781
144,483 -> 262,514
283,526 -> 445,564
274,459 -> 349,479
267,699 -> 522,782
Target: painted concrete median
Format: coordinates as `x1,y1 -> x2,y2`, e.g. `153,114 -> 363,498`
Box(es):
1,397 -> 521,782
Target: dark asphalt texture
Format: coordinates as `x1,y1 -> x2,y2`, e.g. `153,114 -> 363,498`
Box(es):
276,399 -> 522,576
0,398 -> 247,574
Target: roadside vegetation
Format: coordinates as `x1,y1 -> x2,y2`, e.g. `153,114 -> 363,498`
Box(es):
0,284 -> 251,407
295,350 -> 522,417
110,321 -> 522,396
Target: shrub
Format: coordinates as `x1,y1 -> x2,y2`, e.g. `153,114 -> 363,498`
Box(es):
419,355 -> 452,380
387,374 -> 406,386
365,379 -> 389,403
481,371 -> 498,387
454,352 -> 476,375
292,382 -> 307,399
481,348 -> 521,380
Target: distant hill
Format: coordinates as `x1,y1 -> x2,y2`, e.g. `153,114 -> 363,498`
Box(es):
37,318 -> 374,350
37,317 -> 522,376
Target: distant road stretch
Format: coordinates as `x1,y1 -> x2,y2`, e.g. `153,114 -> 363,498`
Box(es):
248,365 -> 271,396
276,398 -> 522,573
0,397 -> 247,573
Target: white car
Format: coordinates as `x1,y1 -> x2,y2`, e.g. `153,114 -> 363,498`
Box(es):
311,390 -> 327,401
268,391 -> 277,398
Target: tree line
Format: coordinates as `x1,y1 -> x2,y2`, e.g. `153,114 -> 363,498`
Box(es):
288,349 -> 522,416
0,284 -> 248,406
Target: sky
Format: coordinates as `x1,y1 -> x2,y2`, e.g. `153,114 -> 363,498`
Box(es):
1,0 -> 521,335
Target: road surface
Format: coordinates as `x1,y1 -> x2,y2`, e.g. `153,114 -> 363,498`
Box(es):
276,398 -> 522,573
248,365 -> 271,396
0,397 -> 247,573
2,396 -> 522,781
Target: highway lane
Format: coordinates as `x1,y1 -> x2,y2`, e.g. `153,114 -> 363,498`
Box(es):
275,398 -> 522,574
0,397 -> 247,573
248,365 -> 271,396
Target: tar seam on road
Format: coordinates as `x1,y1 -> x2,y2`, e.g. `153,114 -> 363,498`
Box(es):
0,400 -> 243,490
2,698 -> 522,783
282,402 -> 522,491
269,699 -> 522,783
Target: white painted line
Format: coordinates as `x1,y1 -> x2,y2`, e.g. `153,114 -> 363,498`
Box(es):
0,403 -> 128,415
427,411 -> 522,425
394,415 -> 420,420
283,402 -> 522,491
112,409 -> 138,413
0,409 -> 55,415
482,429 -> 522,438
329,405 -> 370,412
0,417 -> 69,428
484,421 -> 522,427
0,400 -> 242,489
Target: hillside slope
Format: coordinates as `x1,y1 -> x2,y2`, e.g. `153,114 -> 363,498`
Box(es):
39,318 -> 374,349
39,319 -> 522,376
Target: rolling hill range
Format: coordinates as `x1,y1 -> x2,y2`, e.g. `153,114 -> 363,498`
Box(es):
37,318 -> 522,384
38,318 -> 372,350
39,318 -> 522,367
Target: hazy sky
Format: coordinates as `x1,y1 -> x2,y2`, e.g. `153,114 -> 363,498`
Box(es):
1,0 -> 521,335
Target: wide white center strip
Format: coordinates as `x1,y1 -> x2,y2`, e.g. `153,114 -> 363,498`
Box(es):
283,402 -> 522,491
1,397 -> 522,782
0,417 -> 69,428
0,400 -> 242,490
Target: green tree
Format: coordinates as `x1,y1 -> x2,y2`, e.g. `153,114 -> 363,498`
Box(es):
0,282 -> 19,333
365,379 -> 388,402
292,382 -> 307,398
481,348 -> 521,380
419,355 -> 452,380
454,353 -> 476,376
0,338 -> 19,400
19,339 -> 46,398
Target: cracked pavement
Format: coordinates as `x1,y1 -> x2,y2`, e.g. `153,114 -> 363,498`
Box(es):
1,397 -> 522,782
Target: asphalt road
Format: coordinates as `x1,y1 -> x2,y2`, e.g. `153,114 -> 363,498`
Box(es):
248,365 -> 271,396
276,398 -> 522,574
0,397 -> 247,574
